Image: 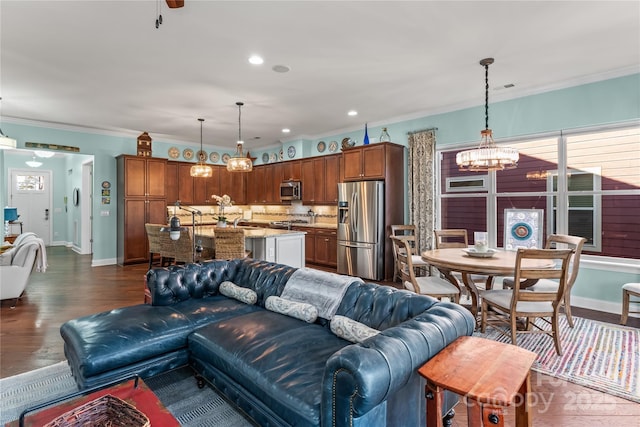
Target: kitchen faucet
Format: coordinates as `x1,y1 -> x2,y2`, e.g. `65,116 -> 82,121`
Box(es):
233,218 -> 250,228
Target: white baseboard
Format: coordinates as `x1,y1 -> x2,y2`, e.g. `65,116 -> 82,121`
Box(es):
572,295 -> 640,319
91,257 -> 117,267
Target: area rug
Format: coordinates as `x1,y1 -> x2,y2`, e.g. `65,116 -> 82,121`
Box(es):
474,316 -> 639,403
0,363 -> 255,426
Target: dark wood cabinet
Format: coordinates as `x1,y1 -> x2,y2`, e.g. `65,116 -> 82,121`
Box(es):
282,160 -> 302,181
293,226 -> 337,268
314,228 -> 337,267
342,143 -> 390,180
117,155 -> 167,265
165,161 -> 179,205
177,163 -> 195,204
246,166 -> 265,204
322,154 -> 340,204
219,168 -> 246,205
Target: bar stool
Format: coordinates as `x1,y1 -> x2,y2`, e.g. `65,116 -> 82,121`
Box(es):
621,283 -> 640,325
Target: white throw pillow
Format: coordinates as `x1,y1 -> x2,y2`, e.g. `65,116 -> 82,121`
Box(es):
330,315 -> 380,343
265,296 -> 318,323
219,281 -> 257,305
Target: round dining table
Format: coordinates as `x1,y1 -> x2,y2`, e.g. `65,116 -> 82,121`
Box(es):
421,248 -> 554,324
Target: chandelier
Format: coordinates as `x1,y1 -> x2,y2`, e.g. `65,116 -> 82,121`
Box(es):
227,102 -> 253,172
190,118 -> 213,178
456,58 -> 519,172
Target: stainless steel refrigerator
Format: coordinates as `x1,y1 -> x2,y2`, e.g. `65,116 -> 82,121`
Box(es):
337,181 -> 385,281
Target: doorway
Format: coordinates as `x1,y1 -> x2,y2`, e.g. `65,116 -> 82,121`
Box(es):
8,168 -> 53,245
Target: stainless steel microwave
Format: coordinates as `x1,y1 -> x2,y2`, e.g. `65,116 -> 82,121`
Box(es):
280,180 -> 301,201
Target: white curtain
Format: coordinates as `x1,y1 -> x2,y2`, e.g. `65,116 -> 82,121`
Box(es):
407,129 -> 436,252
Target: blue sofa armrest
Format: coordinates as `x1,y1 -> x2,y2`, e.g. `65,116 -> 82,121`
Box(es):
322,303 -> 474,426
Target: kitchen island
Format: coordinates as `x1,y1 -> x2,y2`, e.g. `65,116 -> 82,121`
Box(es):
196,226 -> 306,268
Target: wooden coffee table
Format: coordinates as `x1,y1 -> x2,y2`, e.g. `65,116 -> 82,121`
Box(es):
7,377 -> 179,427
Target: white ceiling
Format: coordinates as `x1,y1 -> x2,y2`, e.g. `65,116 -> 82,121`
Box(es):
1,1 -> 639,151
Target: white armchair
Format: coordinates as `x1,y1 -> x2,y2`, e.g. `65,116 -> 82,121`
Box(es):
0,237 -> 45,308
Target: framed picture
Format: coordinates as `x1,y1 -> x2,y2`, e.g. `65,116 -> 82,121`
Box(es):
504,209 -> 544,250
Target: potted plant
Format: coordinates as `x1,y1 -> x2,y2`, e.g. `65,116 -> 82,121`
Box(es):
212,194 -> 233,227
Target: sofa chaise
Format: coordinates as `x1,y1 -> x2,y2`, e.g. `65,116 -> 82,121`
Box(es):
61,258 -> 475,426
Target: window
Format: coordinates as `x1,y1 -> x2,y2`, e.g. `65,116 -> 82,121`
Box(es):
437,125 -> 640,259
15,174 -> 45,192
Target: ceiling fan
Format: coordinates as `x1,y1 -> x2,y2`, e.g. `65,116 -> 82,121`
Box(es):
156,0 -> 184,28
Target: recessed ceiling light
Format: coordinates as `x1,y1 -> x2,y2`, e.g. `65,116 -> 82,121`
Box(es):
272,65 -> 291,73
348,110 -> 358,116
248,55 -> 264,65
282,128 -> 291,133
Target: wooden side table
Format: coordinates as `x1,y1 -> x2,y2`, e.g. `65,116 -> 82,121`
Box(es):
418,336 -> 537,427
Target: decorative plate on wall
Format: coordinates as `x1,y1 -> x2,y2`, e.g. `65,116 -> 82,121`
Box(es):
168,147 -> 180,159
269,152 -> 277,163
210,152 -> 220,163
262,153 -> 269,163
279,148 -> 284,161
317,141 -> 326,153
197,150 -> 207,162
329,141 -> 338,152
287,146 -> 296,158
222,153 -> 230,164
183,148 -> 194,160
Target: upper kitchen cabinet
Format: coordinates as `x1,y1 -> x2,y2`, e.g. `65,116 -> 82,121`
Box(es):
165,161 -> 179,205
219,167 -> 246,205
341,143 -> 403,181
177,163 -> 195,204
246,166 -> 266,204
323,154 -> 340,203
119,155 -> 167,198
282,160 -> 302,181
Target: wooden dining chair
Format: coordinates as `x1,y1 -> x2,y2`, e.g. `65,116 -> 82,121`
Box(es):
390,236 -> 460,303
390,225 -> 429,281
214,228 -> 251,260
480,248 -> 573,355
433,229 -> 493,291
502,234 -> 586,327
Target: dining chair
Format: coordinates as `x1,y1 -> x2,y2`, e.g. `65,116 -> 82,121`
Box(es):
145,223 -> 167,269
390,236 -> 460,303
390,225 -> 429,281
480,248 -> 573,355
502,234 -> 586,328
214,228 -> 251,260
433,229 -> 493,291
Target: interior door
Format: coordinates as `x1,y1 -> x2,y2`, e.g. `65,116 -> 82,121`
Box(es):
9,169 -> 52,245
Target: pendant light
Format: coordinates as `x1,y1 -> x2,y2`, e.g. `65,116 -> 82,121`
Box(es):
190,118 -> 213,178
227,102 -> 253,172
456,58 -> 519,172
26,155 -> 43,168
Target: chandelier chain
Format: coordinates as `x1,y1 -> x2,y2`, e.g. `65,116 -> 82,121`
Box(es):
484,61 -> 489,131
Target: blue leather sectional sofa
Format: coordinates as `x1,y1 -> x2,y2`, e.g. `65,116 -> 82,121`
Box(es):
61,258 -> 475,426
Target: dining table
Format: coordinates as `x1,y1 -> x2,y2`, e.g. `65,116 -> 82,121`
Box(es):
420,248 -> 554,324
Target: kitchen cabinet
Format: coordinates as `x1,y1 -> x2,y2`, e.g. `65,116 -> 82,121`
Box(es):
323,154 -> 340,203
165,161 -> 179,205
264,164 -> 281,203
246,166 -> 265,204
314,228 -> 338,267
202,167 -> 220,204
117,155 -> 167,265
342,143 -> 403,181
282,160 -> 302,181
301,159 -> 323,204
293,226 -> 337,268
219,168 -> 246,205
177,163 -> 195,204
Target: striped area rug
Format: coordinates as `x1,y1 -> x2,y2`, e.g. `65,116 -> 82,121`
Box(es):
474,316 -> 639,403
0,363 -> 254,426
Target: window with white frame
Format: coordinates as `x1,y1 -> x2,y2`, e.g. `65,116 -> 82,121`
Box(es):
437,125 -> 639,259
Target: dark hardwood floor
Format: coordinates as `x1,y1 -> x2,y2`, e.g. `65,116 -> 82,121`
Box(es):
1,247 -> 638,425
